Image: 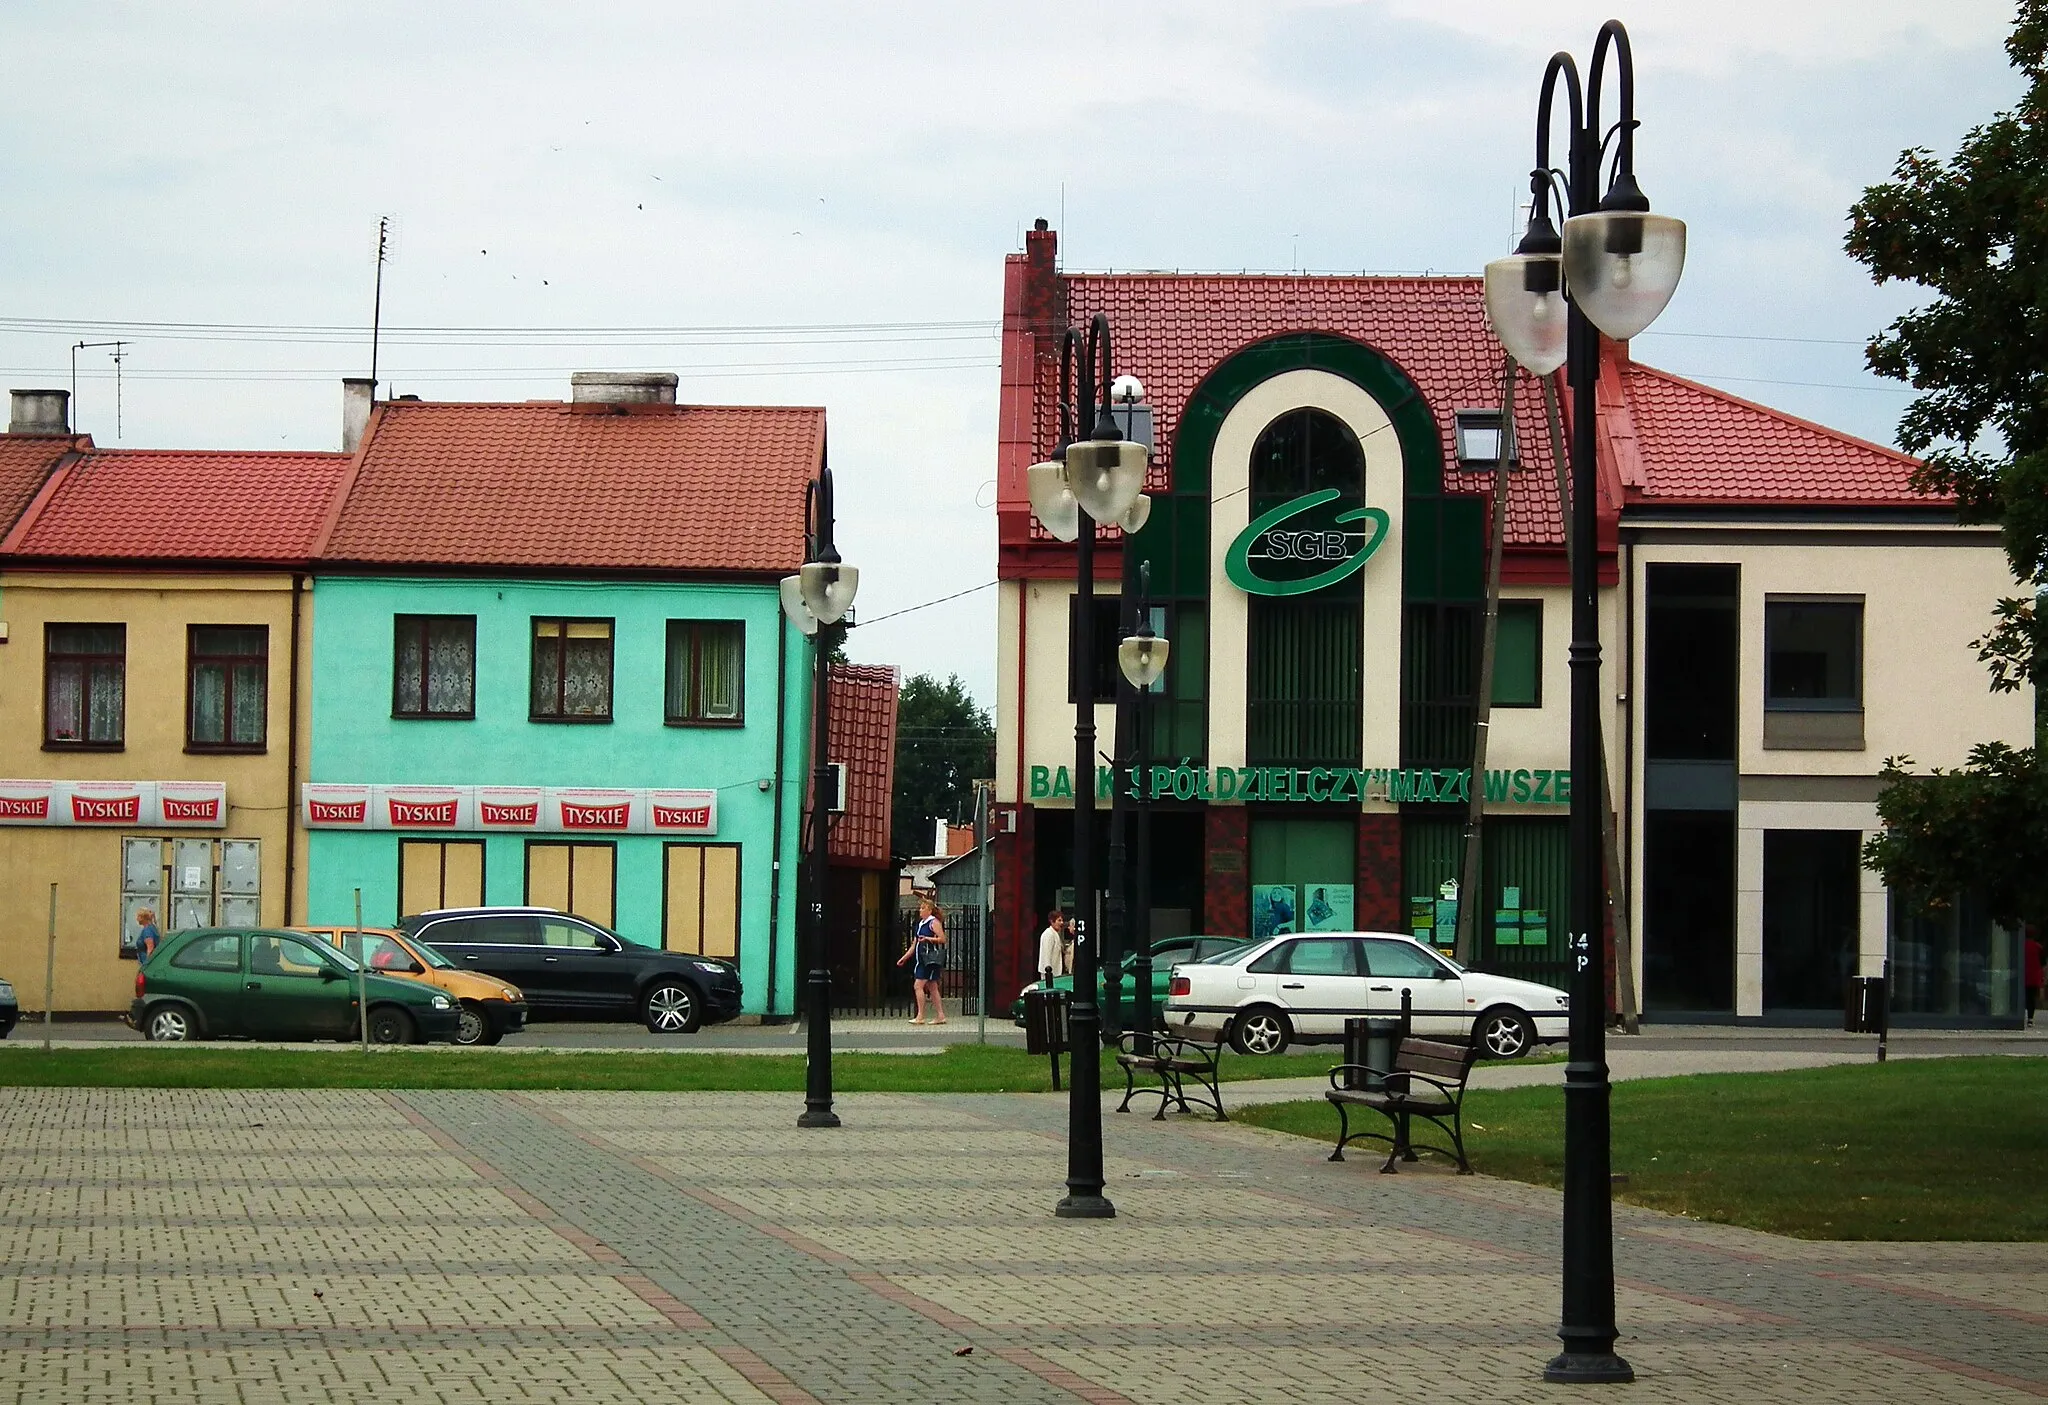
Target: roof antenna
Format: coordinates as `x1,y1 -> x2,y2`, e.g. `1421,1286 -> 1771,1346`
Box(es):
370,217 -> 391,400
70,339 -> 128,439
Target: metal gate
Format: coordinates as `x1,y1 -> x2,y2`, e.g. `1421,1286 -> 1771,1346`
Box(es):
830,902 -> 984,1018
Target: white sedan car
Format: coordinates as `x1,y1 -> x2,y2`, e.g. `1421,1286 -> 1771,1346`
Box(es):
1165,931 -> 1568,1059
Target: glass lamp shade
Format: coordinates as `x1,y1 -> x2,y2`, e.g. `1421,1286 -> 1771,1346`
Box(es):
1117,492 -> 1151,535
1117,631 -> 1170,690
1026,459 -> 1082,541
1562,210 -> 1686,340
1483,252 -> 1569,375
1063,435 -> 1148,524
798,560 -> 859,625
778,575 -> 818,635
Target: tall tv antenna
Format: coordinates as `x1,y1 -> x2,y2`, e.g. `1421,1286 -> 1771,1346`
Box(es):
369,216 -> 390,398
71,340 -> 129,439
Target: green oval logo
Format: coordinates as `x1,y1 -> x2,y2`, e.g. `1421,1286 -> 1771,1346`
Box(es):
1224,489 -> 1391,596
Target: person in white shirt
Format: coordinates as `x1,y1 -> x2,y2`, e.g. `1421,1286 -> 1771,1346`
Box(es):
1036,909 -> 1071,983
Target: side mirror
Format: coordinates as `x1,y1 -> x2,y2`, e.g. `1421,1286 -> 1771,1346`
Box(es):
407,960 -> 425,975
319,967 -> 340,983
1437,968 -> 1457,980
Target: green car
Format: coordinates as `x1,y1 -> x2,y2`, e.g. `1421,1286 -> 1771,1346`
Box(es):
1012,936 -> 1253,1026
131,927 -> 463,1045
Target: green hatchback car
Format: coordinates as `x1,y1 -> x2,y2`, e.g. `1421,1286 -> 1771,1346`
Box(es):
132,927 -> 463,1044
1011,936 -> 1253,1025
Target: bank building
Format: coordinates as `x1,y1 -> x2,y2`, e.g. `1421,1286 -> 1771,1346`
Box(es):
988,222 -> 2035,1028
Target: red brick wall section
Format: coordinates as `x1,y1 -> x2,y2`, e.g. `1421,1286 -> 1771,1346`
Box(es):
991,806 -> 1034,1006
1355,812 -> 1403,931
1204,808 -> 1249,939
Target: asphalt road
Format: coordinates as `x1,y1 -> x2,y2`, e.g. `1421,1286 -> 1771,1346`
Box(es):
12,1013 -> 2044,1058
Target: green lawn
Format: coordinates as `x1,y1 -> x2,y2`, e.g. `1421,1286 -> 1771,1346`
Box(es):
1235,1057 -> 2048,1241
0,1042 -> 1354,1094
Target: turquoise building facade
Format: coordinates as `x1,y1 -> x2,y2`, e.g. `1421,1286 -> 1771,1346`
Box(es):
303,575 -> 813,1017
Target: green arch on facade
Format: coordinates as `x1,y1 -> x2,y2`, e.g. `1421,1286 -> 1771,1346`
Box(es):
1128,331 -> 1480,603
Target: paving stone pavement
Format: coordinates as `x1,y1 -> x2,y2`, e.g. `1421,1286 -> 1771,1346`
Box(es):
0,1084 -> 2044,1403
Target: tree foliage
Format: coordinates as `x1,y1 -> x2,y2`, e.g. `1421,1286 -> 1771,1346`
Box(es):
1845,2 -> 2048,693
1863,746 -> 2048,928
1848,5 -> 2048,931
891,673 -> 993,858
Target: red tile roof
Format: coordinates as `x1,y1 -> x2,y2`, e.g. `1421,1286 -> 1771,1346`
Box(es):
826,662 -> 900,869
1,448 -> 351,565
997,229 -> 1935,577
1622,363 -> 1928,505
0,435 -> 91,541
320,400 -> 825,575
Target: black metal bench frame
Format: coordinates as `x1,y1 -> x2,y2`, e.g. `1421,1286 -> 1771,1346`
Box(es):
1325,1036 -> 1479,1174
1114,1028 -> 1229,1122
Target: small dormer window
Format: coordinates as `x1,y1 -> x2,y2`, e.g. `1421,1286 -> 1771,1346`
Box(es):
1454,409 -> 1513,468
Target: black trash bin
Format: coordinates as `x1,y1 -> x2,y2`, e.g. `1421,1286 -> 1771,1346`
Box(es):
1022,987 -> 1072,1090
1844,976 -> 1887,1033
1341,1016 -> 1406,1090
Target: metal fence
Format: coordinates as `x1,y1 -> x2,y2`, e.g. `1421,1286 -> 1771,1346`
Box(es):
829,901 -> 985,1018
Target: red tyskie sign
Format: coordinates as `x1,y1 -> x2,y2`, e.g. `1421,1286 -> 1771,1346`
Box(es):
161,796 -> 221,822
561,802 -> 629,829
0,794 -> 50,820
308,798 -> 368,824
479,801 -> 539,826
72,793 -> 142,824
387,799 -> 459,827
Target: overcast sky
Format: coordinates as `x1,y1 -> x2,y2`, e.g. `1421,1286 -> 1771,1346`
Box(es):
0,1 -> 2023,707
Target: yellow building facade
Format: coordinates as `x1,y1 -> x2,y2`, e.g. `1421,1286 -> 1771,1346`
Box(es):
0,570 -> 315,1012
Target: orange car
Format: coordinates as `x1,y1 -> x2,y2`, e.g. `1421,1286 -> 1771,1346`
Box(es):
296,926 -> 527,1046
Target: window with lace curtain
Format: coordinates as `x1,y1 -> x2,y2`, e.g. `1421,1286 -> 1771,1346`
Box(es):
45,623 -> 126,748
531,618 -> 613,722
392,615 -> 476,719
665,620 -> 745,725
187,625 -> 268,751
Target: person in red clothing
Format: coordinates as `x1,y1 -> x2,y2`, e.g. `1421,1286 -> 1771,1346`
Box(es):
2025,926 -> 2044,1027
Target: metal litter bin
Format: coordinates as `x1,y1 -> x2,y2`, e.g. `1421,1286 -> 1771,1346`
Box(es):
1843,976 -> 1887,1033
1022,987 -> 1071,1090
1341,1016 -> 1406,1090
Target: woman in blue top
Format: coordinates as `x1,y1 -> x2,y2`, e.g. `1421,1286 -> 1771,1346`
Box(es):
134,908 -> 163,964
896,895 -> 948,1025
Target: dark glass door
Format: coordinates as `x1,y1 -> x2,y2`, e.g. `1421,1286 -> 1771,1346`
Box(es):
1762,831 -> 1862,1011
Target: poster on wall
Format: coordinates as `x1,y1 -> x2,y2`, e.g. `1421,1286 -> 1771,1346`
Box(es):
1252,884 -> 1299,938
1303,884 -> 1354,932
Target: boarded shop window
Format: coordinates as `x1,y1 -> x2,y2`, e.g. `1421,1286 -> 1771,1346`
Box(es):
393,615 -> 477,718
525,840 -> 616,927
530,618 -> 613,721
398,840 -> 486,918
663,843 -> 740,958
1490,600 -> 1542,708
187,625 -> 268,750
666,620 -> 745,724
45,623 -> 126,747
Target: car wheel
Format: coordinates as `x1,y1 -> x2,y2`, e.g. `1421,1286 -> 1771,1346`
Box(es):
1230,1005 -> 1291,1057
1475,1007 -> 1536,1060
452,1002 -> 489,1047
642,981 -> 700,1034
367,1006 -> 417,1046
146,1005 -> 196,1042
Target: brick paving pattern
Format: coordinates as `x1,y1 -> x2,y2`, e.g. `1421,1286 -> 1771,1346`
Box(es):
0,1084 -> 2043,1402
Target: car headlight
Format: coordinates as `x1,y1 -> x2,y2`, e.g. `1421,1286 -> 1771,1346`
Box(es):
689,960 -> 727,975
431,995 -> 452,1009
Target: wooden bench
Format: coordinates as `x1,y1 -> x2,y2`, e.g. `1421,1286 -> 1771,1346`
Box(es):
1325,1036 -> 1480,1174
1114,1028 -> 1229,1122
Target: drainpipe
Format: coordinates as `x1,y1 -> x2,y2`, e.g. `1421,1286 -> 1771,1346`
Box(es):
766,609 -> 790,1017
283,572 -> 305,924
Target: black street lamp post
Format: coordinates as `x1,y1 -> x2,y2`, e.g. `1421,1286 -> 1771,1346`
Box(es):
1026,314 -> 1152,1220
1484,18 -> 1684,1384
782,465 -> 860,1130
1118,561 -> 1170,1055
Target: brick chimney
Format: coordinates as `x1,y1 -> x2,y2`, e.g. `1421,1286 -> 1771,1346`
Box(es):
570,371 -> 678,407
8,389 -> 69,435
342,378 -> 374,453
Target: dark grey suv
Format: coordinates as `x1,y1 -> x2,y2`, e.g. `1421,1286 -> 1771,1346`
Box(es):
398,907 -> 742,1034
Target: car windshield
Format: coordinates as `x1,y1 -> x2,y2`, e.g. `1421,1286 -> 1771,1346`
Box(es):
403,937 -> 455,969
1196,941 -> 1257,964
585,919 -> 650,950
